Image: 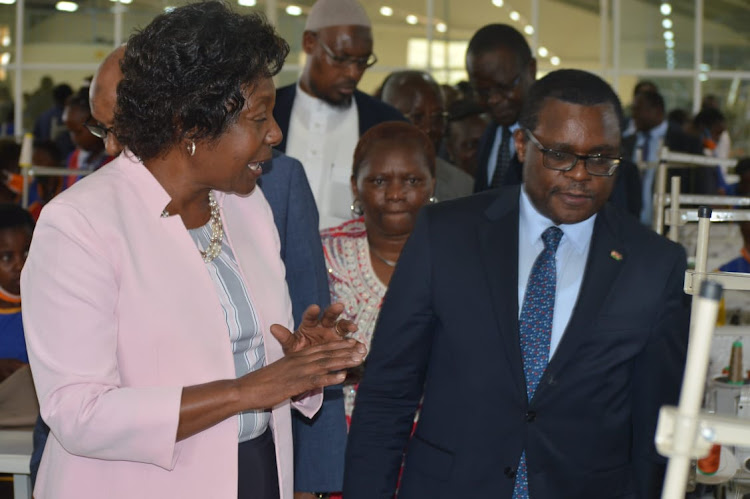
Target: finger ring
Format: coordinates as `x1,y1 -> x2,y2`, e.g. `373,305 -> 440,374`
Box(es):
334,320 -> 347,336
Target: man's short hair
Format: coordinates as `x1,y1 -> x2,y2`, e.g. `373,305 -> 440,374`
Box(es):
466,24 -> 532,68
519,69 -> 624,132
634,80 -> 658,96
636,90 -> 665,112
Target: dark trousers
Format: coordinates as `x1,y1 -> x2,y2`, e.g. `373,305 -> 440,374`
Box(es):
238,428 -> 280,499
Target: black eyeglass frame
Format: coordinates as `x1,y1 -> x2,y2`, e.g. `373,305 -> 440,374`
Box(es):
316,38 -> 378,70
84,118 -> 115,140
524,129 -> 621,177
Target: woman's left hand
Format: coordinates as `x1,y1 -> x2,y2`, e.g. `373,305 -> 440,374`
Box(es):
271,303 -> 358,355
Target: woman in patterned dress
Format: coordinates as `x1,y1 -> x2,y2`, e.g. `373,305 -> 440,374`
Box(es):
320,121 -> 437,424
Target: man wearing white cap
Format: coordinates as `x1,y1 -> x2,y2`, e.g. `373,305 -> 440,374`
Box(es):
273,0 -> 405,230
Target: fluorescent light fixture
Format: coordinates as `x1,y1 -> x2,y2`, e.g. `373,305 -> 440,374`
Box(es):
660,3 -> 672,15
0,53 -> 9,65
662,18 -> 672,29
0,0 -> 14,4
537,46 -> 548,57
700,63 -> 711,72
665,39 -> 675,48
550,56 -> 560,66
55,1 -> 78,12
509,11 -> 520,21
238,0 -> 256,6
663,30 -> 674,41
379,6 -> 393,16
436,22 -> 447,33
285,5 -> 302,16
492,0 -> 504,6
524,25 -> 534,35
109,0 -> 132,4
406,14 -> 418,25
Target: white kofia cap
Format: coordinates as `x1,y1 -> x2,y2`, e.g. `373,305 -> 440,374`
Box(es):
304,0 -> 371,31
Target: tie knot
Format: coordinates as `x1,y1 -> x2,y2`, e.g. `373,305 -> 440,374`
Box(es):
541,226 -> 563,252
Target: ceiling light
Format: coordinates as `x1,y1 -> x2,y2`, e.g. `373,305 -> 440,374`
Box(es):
109,0 -> 132,4
406,14 -> 418,25
0,53 -> 9,65
524,25 -> 534,35
492,0 -> 504,6
163,5 -> 174,11
237,0 -> 256,6
379,6 -> 393,16
537,46 -> 548,57
662,18 -> 672,29
665,39 -> 675,48
1,35 -> 10,46
699,73 -> 708,82
700,63 -> 710,72
666,49 -> 674,57
55,1 -> 78,12
436,22 -> 447,33
663,30 -> 674,41
0,0 -> 14,4
509,11 -> 520,21
660,3 -> 672,16
550,56 -> 560,66
285,5 -> 302,16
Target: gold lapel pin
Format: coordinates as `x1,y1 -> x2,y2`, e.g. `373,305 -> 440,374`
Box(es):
610,250 -> 623,261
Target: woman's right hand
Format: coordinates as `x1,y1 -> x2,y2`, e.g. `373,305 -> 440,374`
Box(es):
236,338 -> 366,409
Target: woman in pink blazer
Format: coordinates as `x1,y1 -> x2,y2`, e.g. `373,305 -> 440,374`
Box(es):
20,4 -> 365,498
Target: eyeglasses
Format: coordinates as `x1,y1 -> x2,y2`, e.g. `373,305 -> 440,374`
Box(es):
406,111 -> 449,129
317,38 -> 377,70
525,130 -> 621,177
473,73 -> 521,100
84,118 -> 115,140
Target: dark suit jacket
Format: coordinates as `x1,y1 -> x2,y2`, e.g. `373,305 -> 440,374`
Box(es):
259,151 -> 347,492
273,85 -> 405,153
344,186 -> 689,499
477,123 -> 642,218
622,123 -> 714,194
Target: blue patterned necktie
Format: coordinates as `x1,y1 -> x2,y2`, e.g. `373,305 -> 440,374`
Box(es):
512,226 -> 563,499
490,126 -> 512,189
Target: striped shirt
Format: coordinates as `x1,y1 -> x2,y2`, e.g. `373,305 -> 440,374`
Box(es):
189,221 -> 270,442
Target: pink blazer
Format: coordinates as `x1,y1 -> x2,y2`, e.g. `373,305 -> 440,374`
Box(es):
22,152 -> 321,499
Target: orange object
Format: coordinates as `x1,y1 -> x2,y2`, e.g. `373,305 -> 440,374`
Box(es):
697,444 -> 721,475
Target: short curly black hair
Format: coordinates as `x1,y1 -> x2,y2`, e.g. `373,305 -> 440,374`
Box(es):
115,1 -> 289,161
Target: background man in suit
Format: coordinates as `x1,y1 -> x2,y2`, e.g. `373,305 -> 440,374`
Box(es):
623,90 -> 707,225
273,0 -> 404,229
344,69 -> 689,499
467,24 -> 535,193
380,70 -> 474,201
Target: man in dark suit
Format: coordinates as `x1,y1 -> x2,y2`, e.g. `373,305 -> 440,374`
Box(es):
466,24 -> 535,193
623,90 -> 708,225
344,69 -> 689,499
272,0 -> 403,229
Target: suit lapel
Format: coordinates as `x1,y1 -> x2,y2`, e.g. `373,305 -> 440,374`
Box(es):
475,123 -> 499,193
478,186 -> 526,399
537,206 -> 626,392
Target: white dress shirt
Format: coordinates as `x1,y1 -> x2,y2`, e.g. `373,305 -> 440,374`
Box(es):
286,83 -> 360,229
518,186 -> 596,360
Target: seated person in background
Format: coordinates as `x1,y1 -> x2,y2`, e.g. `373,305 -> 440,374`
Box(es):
0,204 -> 32,381
62,86 -> 112,188
0,139 -> 21,203
444,99 -> 490,178
321,121 -> 435,425
27,140 -> 64,220
380,71 -> 473,201
719,159 -> 750,274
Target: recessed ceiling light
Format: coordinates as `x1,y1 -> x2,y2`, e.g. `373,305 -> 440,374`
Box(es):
537,46 -> 548,57
436,22 -> 447,33
492,0 -> 504,6
0,0 -> 15,4
550,56 -> 560,66
665,39 -> 675,48
55,1 -> 78,12
663,30 -> 674,40
379,6 -> 393,17
0,53 -> 9,65
524,25 -> 534,35
660,3 -> 672,15
406,14 -> 418,25
238,0 -> 256,6
285,5 -> 302,16
662,18 -> 672,29
509,11 -> 520,21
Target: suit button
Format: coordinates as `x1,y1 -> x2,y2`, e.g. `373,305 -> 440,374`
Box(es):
525,411 -> 536,422
504,467 -> 516,478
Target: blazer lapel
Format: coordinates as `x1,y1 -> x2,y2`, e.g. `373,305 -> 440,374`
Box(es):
474,123 -> 498,193
538,206 -> 626,390
477,186 -> 526,400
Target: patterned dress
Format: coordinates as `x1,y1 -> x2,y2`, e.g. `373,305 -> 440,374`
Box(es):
320,217 -> 386,423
